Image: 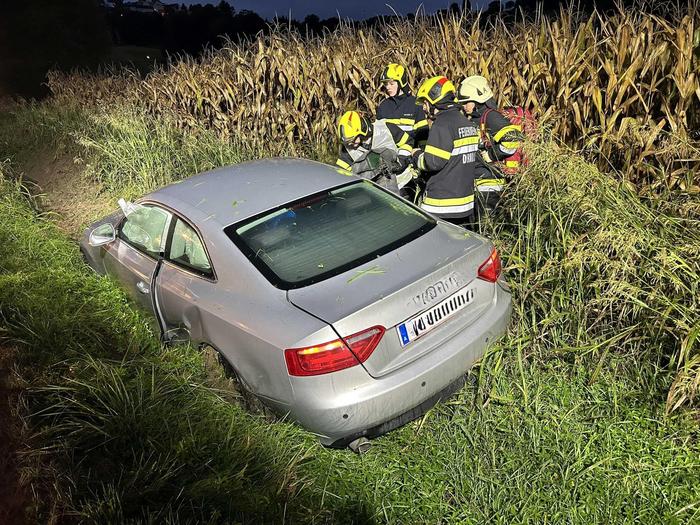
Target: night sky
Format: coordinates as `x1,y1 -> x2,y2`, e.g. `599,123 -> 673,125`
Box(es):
177,1 -> 485,21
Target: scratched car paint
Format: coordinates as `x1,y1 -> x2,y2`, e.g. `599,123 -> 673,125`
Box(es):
81,158 -> 512,448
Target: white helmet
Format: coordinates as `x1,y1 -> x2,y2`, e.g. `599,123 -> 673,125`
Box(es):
456,76 -> 494,104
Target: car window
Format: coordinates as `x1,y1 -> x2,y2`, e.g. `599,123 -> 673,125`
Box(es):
226,181 -> 435,289
119,204 -> 172,257
167,218 -> 213,276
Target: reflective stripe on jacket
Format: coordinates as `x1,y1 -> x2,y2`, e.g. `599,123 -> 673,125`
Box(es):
416,105 -> 479,219
377,92 -> 428,145
480,109 -> 523,159
475,176 -> 505,193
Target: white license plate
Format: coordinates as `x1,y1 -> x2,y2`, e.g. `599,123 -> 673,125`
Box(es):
397,286 -> 476,347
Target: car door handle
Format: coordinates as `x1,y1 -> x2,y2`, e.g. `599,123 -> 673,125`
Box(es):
136,281 -> 150,294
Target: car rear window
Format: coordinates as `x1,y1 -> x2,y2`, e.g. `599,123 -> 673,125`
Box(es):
225,181 -> 435,289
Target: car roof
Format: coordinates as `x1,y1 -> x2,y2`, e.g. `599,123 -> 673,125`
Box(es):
144,158 -> 353,227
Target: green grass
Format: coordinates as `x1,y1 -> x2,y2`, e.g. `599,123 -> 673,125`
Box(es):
1,102 -> 699,523
0,102 -> 86,168
487,139 -> 700,410
75,105 -> 253,198
0,171 -> 154,367
0,168 -> 356,523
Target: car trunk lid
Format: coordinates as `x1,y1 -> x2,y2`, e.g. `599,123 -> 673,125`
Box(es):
287,223 -> 494,378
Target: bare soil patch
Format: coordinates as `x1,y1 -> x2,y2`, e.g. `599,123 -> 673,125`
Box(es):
20,150 -> 114,239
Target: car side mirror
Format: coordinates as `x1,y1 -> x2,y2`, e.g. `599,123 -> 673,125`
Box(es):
88,223 -> 116,247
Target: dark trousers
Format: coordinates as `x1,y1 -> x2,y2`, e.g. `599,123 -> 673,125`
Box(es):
442,213 -> 477,230
475,190 -> 503,219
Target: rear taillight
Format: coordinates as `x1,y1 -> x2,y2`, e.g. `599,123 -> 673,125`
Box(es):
477,248 -> 502,283
285,326 -> 385,377
345,326 -> 385,362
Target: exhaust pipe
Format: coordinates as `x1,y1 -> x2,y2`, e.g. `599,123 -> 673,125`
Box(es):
347,437 -> 371,454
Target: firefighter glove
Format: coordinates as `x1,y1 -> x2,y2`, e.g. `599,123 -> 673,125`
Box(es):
393,155 -> 411,174
480,149 -> 493,163
410,149 -> 422,169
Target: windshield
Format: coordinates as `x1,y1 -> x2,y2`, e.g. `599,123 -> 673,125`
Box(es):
226,181 -> 435,289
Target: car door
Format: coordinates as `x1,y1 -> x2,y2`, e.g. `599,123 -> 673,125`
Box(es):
155,215 -> 217,344
102,203 -> 173,317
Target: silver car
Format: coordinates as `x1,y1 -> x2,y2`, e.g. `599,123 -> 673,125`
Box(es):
81,158 -> 511,449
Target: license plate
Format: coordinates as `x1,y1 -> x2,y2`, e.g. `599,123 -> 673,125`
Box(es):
397,286 -> 476,347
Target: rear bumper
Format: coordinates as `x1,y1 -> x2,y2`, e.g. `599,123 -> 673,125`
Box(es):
284,283 -> 512,446
328,373 -> 468,448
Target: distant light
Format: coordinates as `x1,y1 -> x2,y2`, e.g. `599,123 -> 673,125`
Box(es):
146,55 -> 151,59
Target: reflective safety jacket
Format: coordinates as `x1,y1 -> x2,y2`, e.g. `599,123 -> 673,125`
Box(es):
415,105 -> 479,220
377,92 -> 429,146
335,120 -> 413,194
476,108 -> 524,193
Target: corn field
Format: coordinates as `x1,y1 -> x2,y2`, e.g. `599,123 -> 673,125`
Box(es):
49,5 -> 700,189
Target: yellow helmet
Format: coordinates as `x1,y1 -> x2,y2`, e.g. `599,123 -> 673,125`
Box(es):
338,111 -> 371,143
415,76 -> 456,107
380,63 -> 408,88
457,76 -> 494,104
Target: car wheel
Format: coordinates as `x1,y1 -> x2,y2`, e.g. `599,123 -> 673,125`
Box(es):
200,344 -> 275,419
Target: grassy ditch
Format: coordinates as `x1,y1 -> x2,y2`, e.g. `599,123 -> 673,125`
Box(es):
1,102 -> 700,523
6,101 -> 698,407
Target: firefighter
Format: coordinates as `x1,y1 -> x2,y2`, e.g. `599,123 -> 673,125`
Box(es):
376,63 -> 428,200
411,76 -> 480,224
456,75 -> 524,215
335,110 -> 412,195
376,63 -> 429,147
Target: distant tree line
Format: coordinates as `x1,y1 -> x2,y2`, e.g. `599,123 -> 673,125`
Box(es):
109,1 -> 341,55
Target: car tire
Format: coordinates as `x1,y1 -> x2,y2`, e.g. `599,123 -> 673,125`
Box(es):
201,344 -> 275,419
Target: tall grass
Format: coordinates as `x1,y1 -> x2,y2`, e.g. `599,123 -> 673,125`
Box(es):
48,4 -> 700,188
0,167 -> 154,371
490,139 -> 700,409
76,106 -> 253,198
0,101 -> 87,168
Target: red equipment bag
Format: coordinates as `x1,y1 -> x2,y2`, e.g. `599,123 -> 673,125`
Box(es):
481,106 -> 537,175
